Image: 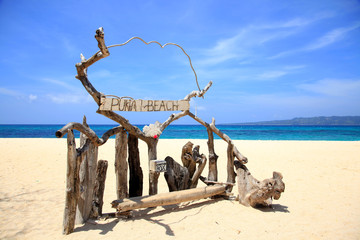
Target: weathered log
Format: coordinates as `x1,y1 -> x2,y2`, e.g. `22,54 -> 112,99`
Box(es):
90,160 -> 108,218
128,134 -> 143,197
226,143 -> 236,192
234,161 -> 285,207
181,141 -> 196,178
111,185 -> 226,213
76,117 -> 98,224
63,130 -> 80,235
115,128 -> 128,199
164,156 -> 190,191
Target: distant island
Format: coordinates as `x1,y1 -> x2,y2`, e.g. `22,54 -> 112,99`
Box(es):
235,116 -> 360,126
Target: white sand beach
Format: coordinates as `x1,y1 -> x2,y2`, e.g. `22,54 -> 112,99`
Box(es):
0,139 -> 359,239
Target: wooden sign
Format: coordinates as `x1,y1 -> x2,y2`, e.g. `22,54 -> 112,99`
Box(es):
99,96 -> 190,112
150,160 -> 167,172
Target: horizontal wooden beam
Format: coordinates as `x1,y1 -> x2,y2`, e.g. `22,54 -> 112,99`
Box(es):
99,97 -> 190,112
111,185 -> 226,212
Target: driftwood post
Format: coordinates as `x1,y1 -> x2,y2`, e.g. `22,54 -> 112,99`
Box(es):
90,160 -> 108,218
128,134 -> 143,197
76,116 -> 98,224
115,128 -> 128,199
206,127 -> 218,182
226,143 -> 236,192
63,130 -> 80,235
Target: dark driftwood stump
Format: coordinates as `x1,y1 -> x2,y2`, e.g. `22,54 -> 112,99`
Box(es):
164,156 -> 190,191
128,134 -> 143,197
234,161 -> 285,207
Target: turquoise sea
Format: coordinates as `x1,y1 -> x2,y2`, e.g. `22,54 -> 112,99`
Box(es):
0,124 -> 359,141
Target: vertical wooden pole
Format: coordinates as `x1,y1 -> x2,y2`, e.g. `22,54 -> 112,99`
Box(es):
148,140 -> 159,195
90,160 -> 108,218
226,143 -> 236,192
115,128 -> 128,199
76,116 -> 98,224
206,127 -> 218,182
63,130 -> 80,235
128,134 -> 143,197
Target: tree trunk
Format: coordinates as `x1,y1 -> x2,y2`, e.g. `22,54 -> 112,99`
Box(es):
111,185 -> 226,213
164,156 -> 190,191
63,130 -> 80,235
90,160 -> 108,218
128,134 -> 143,197
115,128 -> 128,199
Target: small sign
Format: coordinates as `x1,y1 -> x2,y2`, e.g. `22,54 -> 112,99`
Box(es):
99,97 -> 190,112
150,160 -> 167,172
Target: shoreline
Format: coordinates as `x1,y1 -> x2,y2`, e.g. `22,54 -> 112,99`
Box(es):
1,139 -> 359,239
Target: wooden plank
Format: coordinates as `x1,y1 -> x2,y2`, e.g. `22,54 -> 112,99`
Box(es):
99,97 -> 190,112
111,185 -> 226,212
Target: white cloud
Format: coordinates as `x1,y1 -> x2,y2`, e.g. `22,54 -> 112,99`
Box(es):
304,22 -> 360,51
257,71 -> 287,80
270,22 -> 360,59
298,79 -> 360,97
197,14 -> 335,65
29,94 -> 37,102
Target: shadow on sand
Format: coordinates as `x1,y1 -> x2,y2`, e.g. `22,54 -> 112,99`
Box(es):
255,204 -> 290,213
74,198 -> 223,236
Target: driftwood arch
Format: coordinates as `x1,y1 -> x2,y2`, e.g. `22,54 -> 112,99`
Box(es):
57,27 -> 284,235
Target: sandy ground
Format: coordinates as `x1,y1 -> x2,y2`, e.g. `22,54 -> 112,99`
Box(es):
0,138 -> 359,240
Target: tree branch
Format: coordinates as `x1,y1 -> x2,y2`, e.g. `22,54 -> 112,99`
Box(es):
55,122 -> 123,146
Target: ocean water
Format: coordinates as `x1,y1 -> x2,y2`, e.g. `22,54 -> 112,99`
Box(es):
0,124 -> 359,141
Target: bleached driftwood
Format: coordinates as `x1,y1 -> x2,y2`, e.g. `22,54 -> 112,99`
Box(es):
111,185 -> 226,213
76,116 -> 98,224
234,161 -> 285,207
56,122 -> 123,146
63,130 -> 80,235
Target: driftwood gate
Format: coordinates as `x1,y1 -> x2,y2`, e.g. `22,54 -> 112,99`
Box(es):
56,27 -> 285,235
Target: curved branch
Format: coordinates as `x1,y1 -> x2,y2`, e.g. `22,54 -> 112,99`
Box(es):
108,37 -> 201,92
55,122 -> 123,146
160,110 -> 189,132
96,109 -> 149,142
75,27 -> 110,105
184,81 -> 212,101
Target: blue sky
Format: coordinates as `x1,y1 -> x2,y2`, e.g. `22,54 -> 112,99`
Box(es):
0,0 -> 359,124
